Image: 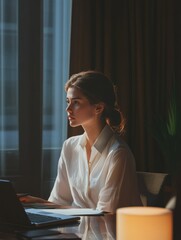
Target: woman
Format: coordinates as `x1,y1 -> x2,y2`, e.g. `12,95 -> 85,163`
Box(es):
21,70 -> 142,212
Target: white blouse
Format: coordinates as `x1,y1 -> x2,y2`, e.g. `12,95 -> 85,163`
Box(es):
48,125 -> 142,212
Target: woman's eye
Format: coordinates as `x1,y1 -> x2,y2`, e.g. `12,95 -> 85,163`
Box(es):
73,101 -> 78,104
66,99 -> 81,106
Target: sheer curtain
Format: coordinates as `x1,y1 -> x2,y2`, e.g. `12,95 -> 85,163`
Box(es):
42,0 -> 72,197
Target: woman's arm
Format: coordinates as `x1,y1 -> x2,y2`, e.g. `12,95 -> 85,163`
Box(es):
97,148 -> 142,212
19,195 -> 50,203
19,195 -> 75,208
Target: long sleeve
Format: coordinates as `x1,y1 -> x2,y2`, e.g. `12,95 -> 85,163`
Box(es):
48,142 -> 73,205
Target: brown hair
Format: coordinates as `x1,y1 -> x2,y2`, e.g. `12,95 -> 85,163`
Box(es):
65,70 -> 125,134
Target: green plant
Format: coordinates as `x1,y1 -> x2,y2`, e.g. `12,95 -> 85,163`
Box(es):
151,86 -> 181,175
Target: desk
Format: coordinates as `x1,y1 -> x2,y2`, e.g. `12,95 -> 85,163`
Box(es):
0,214 -> 116,239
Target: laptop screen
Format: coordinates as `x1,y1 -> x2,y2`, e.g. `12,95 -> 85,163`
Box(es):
0,179 -> 80,229
0,179 -> 31,226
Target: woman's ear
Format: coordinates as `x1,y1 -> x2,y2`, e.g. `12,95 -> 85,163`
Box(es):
95,102 -> 105,114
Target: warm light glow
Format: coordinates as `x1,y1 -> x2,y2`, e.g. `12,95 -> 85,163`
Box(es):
116,206 -> 173,240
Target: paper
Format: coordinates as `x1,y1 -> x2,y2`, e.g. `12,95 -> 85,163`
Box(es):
26,208 -> 103,216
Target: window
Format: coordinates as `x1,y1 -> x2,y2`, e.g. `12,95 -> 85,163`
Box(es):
0,0 -> 72,196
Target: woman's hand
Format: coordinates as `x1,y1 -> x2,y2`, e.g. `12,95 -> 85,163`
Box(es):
18,194 -> 74,208
18,195 -> 48,203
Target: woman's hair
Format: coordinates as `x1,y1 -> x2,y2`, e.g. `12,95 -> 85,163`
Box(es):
65,70 -> 125,134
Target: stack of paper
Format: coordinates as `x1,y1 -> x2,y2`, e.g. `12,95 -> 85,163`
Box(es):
26,208 -> 104,216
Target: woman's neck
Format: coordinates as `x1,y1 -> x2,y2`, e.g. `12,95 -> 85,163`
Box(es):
84,122 -> 106,162
84,122 -> 106,147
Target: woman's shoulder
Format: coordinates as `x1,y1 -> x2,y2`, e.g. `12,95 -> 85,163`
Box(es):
109,135 -> 135,159
110,134 -> 129,149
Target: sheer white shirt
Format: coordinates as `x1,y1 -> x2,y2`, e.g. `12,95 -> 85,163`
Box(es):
48,125 -> 142,212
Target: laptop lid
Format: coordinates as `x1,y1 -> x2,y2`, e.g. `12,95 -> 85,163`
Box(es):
0,179 -> 80,229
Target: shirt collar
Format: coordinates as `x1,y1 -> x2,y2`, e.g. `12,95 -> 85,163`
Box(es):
79,125 -> 114,153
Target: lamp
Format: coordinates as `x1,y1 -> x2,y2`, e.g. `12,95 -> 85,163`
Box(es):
116,206 -> 172,240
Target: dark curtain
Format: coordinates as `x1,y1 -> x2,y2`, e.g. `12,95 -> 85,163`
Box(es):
69,0 -> 181,173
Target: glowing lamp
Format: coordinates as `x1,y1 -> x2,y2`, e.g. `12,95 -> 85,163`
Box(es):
116,206 -> 172,240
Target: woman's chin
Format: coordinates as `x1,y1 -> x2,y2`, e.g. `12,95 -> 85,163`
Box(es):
69,122 -> 80,128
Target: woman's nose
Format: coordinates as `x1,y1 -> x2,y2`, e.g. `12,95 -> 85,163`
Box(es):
66,103 -> 72,112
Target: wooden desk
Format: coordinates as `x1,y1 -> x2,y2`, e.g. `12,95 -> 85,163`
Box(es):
0,214 -> 116,239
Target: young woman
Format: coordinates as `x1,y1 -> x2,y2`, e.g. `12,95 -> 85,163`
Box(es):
21,70 -> 142,212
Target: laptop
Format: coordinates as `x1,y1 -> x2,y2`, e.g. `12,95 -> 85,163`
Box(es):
0,179 -> 80,229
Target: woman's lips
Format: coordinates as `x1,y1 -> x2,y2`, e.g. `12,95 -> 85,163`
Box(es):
68,115 -> 75,120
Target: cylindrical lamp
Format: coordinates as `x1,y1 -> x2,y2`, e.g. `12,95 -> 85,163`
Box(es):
116,206 -> 173,240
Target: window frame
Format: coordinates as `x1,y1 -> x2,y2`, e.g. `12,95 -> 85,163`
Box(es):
18,0 -> 43,195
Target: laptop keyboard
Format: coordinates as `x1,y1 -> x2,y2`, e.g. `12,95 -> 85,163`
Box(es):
27,212 -> 61,223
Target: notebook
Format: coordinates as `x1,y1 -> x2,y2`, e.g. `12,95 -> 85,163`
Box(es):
0,179 -> 80,229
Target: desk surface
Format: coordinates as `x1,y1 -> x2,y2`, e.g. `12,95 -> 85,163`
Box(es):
0,214 -> 116,239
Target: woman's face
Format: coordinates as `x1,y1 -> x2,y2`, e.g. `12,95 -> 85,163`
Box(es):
66,87 -> 98,128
